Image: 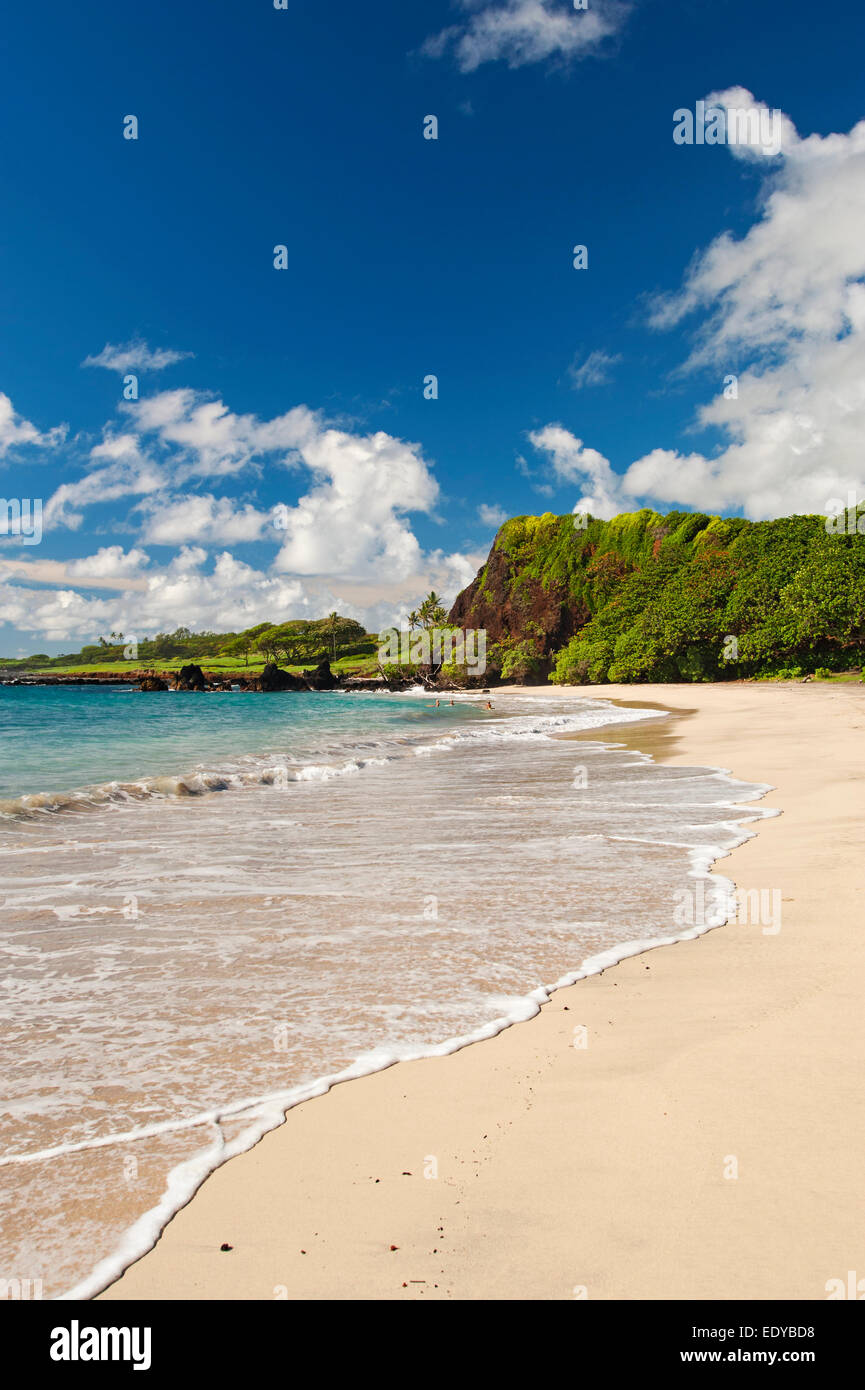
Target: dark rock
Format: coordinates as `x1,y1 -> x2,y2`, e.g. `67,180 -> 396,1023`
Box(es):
138,675 -> 169,692
304,658 -> 339,691
250,662 -> 307,692
174,663 -> 207,691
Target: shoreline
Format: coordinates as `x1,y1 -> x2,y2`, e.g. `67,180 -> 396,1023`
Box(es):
100,682 -> 865,1301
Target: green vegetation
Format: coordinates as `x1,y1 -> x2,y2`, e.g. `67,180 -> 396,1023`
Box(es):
464,509 -> 865,684
0,616 -> 380,676
1,594 -> 466,681
379,594 -> 482,685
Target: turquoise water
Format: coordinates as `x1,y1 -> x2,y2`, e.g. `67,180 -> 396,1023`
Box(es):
0,685 -> 478,800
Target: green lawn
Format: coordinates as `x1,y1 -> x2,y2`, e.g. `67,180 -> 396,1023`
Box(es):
3,654 -> 380,678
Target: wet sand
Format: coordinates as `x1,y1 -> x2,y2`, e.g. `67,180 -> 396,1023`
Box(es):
102,681 -> 865,1301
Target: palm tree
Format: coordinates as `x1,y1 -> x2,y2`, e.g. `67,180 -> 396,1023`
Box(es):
325,611 -> 340,661
419,591 -> 448,629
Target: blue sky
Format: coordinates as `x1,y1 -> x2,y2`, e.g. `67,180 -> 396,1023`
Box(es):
1,0 -> 864,653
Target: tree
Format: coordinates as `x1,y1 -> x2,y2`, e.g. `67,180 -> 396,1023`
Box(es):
224,635 -> 252,666
256,625 -> 281,664
324,611 -> 340,661
418,591 -> 449,629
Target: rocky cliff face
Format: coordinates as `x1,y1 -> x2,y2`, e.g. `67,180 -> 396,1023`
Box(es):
448,507 -> 865,686
450,536 -> 588,674
448,516 -> 592,681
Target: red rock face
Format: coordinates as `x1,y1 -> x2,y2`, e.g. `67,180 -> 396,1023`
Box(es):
449,540 -> 589,681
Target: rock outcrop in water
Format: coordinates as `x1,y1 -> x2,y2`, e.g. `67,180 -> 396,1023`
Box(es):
138,675 -> 169,692
173,664 -> 207,691
304,658 -> 339,690
248,662 -> 310,692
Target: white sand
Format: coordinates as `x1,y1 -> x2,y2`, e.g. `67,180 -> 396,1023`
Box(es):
102,682 -> 865,1300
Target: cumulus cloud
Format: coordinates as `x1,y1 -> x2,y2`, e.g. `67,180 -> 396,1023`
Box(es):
568,348 -> 622,390
272,422 -> 439,579
533,98 -> 865,521
478,502 -> 509,527
0,542 -> 485,644
125,390 -> 317,480
137,494 -> 272,546
5,383 -> 484,641
702,86 -> 800,163
0,392 -> 66,459
65,547 -> 151,580
637,95 -> 865,517
82,341 -> 193,373
650,98 -> 865,359
323,547 -> 486,635
422,0 -> 631,72
528,425 -> 623,519
44,435 -> 166,530
0,550 -> 316,643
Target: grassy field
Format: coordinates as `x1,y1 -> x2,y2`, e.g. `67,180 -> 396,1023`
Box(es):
1,654 -> 381,678
2,661 -> 862,684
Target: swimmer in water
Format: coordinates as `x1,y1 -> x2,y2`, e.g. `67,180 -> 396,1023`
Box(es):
486,700 -> 493,710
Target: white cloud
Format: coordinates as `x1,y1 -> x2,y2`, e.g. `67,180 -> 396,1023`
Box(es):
0,542 -> 484,644
0,551 -> 315,643
568,348 -> 622,390
44,435 -> 165,530
651,98 -> 865,359
82,341 -> 193,373
5,385 -> 484,641
0,392 -> 66,459
478,502 -> 509,527
65,547 -> 151,580
532,98 -> 865,522
0,553 -> 149,592
137,494 -> 272,546
423,0 -> 631,73
703,86 -> 800,163
124,390 -> 318,480
319,548 -> 486,635
636,95 -> 865,517
528,425 -> 623,518
272,423 -> 439,579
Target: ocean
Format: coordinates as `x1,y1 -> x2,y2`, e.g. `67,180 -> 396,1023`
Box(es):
0,685 -> 770,1298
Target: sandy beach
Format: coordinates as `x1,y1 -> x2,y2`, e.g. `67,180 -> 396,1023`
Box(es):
101,682 -> 865,1302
